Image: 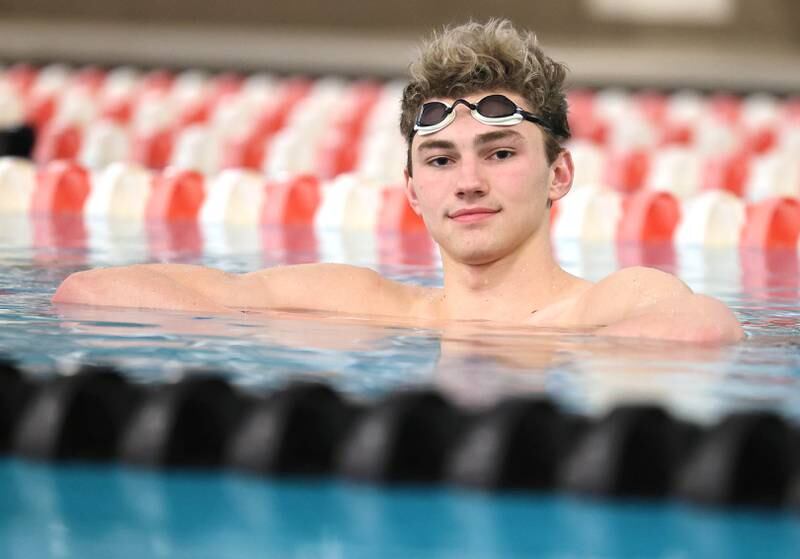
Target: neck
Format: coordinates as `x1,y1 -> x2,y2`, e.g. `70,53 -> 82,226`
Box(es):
439,228 -> 569,322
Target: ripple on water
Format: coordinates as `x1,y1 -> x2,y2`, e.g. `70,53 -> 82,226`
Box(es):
0,232 -> 797,424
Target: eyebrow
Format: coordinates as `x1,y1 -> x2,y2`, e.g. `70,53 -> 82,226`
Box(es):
474,129 -> 524,146
415,130 -> 524,153
416,139 -> 456,152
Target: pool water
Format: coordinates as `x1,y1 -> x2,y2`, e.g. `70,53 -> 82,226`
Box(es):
3,459 -> 800,559
1,215 -> 800,557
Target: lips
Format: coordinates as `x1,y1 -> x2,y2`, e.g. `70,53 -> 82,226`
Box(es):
449,207 -> 500,222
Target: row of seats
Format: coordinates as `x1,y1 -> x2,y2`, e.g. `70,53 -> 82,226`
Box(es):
0,65 -> 406,185
0,158 -> 421,233
1,158 -> 798,249
8,212 -> 799,292
568,88 -> 800,154
554,184 -> 800,249
2,65 -> 799,192
8,119 -> 800,203
570,140 -> 800,201
1,360 -> 798,508
5,63 -> 798,153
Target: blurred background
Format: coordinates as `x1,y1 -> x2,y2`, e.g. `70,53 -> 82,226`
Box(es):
2,0 -> 799,233
0,5 -> 799,555
1,0 -> 799,90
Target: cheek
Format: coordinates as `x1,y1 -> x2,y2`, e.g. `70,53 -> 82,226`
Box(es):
412,182 -> 446,213
499,165 -> 540,202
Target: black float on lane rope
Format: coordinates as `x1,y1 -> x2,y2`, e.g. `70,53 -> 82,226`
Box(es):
0,356 -> 798,511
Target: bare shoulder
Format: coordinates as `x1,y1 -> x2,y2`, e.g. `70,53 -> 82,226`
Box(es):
571,266 -> 693,327
526,273 -> 593,327
592,266 -> 692,298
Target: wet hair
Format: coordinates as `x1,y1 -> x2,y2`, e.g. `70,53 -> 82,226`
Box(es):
401,18 -> 571,176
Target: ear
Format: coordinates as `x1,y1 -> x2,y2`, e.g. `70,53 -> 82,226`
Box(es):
404,168 -> 422,215
548,149 -> 574,204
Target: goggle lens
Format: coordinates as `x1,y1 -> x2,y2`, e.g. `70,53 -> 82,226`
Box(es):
475,95 -> 517,118
413,94 -> 552,138
417,102 -> 450,127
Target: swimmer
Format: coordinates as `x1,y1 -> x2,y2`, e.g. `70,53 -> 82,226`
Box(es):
52,19 -> 743,343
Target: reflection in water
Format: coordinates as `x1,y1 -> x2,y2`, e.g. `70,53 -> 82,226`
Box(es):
32,215 -> 88,266
39,302 -> 800,426
740,247 -> 800,301
261,225 -> 319,265
377,231 -> 436,267
146,221 -> 204,261
85,218 -> 148,265
0,211 -> 796,425
2,218 -> 800,558
616,240 -> 677,272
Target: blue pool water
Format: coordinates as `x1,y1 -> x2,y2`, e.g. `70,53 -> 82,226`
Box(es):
1,215 -> 800,557
3,459 -> 800,559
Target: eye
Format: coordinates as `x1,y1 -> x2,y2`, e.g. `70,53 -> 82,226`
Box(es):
426,156 -> 453,167
490,149 -> 515,161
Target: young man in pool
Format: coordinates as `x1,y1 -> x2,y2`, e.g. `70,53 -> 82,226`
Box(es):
53,19 -> 743,343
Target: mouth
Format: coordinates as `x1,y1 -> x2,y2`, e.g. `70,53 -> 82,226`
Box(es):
448,207 -> 500,223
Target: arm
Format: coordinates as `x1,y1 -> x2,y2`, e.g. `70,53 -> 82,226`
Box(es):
570,267 -> 744,343
52,263 -> 412,315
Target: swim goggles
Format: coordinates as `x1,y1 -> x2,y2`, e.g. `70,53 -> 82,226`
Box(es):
412,94 -> 554,138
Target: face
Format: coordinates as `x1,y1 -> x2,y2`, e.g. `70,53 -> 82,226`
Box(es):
404,91 -> 573,266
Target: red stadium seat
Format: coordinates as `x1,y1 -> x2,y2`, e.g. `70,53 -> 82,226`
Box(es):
617,190 -> 681,243
377,187 -> 426,233
145,168 -> 205,221
223,129 -> 271,170
707,94 -> 741,125
741,197 -> 800,249
701,150 -> 751,198
315,82 -> 381,178
603,149 -> 650,193
31,160 -> 90,215
222,79 -> 312,170
633,91 -> 668,125
24,93 -> 57,131
33,123 -> 83,163
744,126 -> 777,155
131,127 -> 175,170
72,66 -> 107,94
261,174 -> 321,227
100,96 -> 134,124
138,70 -> 175,97
5,64 -> 38,95
659,122 -> 694,146
567,89 -> 609,145
549,199 -> 560,231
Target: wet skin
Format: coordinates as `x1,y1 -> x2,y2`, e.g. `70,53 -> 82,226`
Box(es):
53,91 -> 743,343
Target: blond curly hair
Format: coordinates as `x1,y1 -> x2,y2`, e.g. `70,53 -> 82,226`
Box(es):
401,19 -> 571,174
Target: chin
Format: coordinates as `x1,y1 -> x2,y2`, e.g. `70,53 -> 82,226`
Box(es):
448,245 -> 504,266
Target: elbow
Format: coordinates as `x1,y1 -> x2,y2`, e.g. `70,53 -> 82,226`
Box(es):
664,298 -> 745,344
658,295 -> 744,344
716,317 -> 745,344
596,294 -> 745,344
685,319 -> 743,344
696,295 -> 745,344
52,270 -> 95,305
52,266 -> 232,312
52,267 -> 136,308
726,324 -> 746,343
718,311 -> 745,343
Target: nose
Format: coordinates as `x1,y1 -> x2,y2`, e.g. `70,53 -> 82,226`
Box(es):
455,154 -> 488,200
